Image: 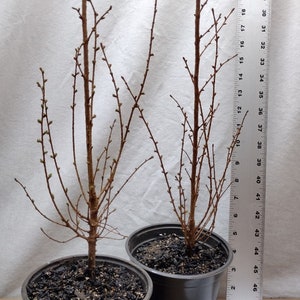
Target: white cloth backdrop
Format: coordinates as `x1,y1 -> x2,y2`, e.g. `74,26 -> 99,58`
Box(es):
1,0 -> 300,298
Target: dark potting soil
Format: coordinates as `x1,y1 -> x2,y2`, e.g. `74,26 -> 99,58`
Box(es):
26,258 -> 146,300
133,233 -> 228,275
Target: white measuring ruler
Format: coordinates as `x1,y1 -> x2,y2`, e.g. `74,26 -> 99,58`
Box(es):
227,0 -> 271,300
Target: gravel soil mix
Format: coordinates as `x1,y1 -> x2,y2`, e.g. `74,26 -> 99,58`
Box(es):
133,233 -> 228,275
25,257 -> 147,300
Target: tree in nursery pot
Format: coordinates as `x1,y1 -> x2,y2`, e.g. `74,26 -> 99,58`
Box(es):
126,1 -> 247,300
15,0 -> 158,299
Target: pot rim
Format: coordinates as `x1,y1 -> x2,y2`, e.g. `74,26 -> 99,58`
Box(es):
126,223 -> 233,280
21,254 -> 153,300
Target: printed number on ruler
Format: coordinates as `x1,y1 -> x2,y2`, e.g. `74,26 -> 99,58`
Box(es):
227,1 -> 271,300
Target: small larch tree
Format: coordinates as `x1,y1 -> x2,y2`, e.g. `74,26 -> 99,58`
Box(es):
15,0 -> 158,277
134,0 -> 247,253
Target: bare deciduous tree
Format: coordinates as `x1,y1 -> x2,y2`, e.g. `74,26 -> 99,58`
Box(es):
132,0 -> 247,253
15,0 -> 158,277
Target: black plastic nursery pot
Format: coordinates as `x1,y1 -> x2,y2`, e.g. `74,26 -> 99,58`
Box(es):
21,255 -> 153,300
126,224 -> 233,300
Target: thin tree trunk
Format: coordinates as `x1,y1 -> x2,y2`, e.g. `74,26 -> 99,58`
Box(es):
188,0 -> 201,251
82,0 -> 98,275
